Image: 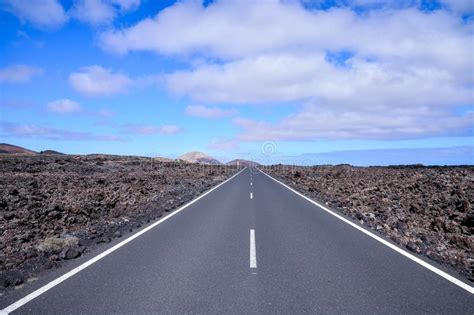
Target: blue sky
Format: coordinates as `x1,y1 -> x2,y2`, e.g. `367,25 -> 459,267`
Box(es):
0,0 -> 473,165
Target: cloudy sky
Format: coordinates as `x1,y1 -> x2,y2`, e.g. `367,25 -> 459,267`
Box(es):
0,0 -> 472,165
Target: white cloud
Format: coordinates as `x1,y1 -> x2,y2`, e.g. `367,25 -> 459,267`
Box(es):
234,103 -> 473,141
440,0 -> 474,15
3,0 -> 141,28
100,1 -> 472,68
169,52 -> 471,106
46,99 -> 115,118
3,0 -> 68,29
0,121 -> 122,141
0,65 -> 43,83
100,1 -> 319,57
69,65 -> 132,96
125,124 -> 181,135
99,0 -> 473,140
72,0 -> 116,25
185,105 -> 236,118
72,0 -> 141,26
47,99 -> 82,113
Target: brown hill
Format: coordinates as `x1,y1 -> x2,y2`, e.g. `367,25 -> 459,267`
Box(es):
0,143 -> 37,154
40,150 -> 65,155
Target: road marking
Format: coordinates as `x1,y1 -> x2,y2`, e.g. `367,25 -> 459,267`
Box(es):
250,182 -> 252,186
1,168 -> 248,314
258,168 -> 474,294
250,192 -> 253,199
250,229 -> 257,268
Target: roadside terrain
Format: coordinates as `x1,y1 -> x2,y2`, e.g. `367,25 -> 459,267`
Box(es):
0,154 -> 237,291
265,164 -> 473,281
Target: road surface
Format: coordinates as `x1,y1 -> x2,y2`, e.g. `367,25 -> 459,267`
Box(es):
1,167 -> 473,314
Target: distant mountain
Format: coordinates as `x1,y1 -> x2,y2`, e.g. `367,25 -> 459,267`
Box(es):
226,159 -> 261,167
0,143 -> 37,154
178,151 -> 221,165
40,150 -> 65,155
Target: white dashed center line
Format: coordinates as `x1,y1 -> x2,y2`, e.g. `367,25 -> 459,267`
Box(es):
250,229 -> 257,268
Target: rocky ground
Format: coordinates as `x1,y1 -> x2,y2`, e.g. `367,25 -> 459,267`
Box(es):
264,164 -> 473,281
0,154 -> 237,292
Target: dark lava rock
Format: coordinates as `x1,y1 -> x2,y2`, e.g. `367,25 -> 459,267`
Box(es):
4,212 -> 14,220
20,232 -> 33,243
462,213 -> 474,228
406,242 -> 420,253
59,247 -> 81,260
0,271 -> 24,288
266,164 -> 474,281
0,154 -> 237,293
0,276 -> 11,288
13,277 -> 24,286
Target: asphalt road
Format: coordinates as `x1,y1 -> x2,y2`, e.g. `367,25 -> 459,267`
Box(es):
2,167 -> 473,314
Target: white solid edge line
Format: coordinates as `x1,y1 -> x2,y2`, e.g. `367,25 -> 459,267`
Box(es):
250,229 -> 257,268
257,168 -> 474,294
2,167 -> 248,314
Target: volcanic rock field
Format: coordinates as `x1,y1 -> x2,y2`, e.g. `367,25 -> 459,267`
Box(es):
0,154 -> 237,291
265,164 -> 473,281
